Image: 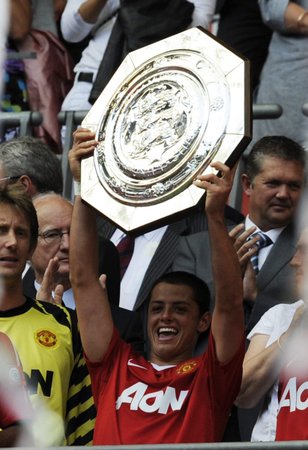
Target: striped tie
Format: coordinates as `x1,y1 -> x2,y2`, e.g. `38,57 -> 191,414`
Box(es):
117,235 -> 135,279
249,231 -> 272,274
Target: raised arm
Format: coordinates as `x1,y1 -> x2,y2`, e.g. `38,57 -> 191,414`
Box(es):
69,128 -> 114,362
237,303 -> 307,408
194,162 -> 244,363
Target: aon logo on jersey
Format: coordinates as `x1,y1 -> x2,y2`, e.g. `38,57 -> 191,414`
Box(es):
116,382 -> 188,414
279,376 -> 308,412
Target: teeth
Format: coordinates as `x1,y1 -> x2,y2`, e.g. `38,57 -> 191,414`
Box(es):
158,327 -> 177,334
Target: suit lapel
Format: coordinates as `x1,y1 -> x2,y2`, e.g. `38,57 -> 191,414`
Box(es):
97,219 -> 115,240
257,224 -> 296,291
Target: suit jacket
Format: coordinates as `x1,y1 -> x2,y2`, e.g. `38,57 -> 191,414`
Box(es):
172,222 -> 298,334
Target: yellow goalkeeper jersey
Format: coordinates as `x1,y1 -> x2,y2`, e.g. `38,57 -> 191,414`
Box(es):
0,296 -> 95,446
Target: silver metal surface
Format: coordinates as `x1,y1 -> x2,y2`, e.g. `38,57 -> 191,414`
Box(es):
81,27 -> 251,232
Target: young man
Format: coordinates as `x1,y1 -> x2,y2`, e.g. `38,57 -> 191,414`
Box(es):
69,137 -> 245,444
0,185 -> 94,446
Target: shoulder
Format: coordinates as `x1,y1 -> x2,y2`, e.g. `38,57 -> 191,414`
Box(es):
33,299 -> 76,328
248,300 -> 302,342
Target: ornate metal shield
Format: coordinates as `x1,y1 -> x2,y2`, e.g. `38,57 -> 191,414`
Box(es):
81,27 -> 251,233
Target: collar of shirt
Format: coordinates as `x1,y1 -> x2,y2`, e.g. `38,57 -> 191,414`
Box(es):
111,226 -> 168,246
245,216 -> 285,245
245,216 -> 286,270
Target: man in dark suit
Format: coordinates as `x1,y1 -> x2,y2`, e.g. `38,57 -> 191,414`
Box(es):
172,135 -> 306,439
173,136 -> 306,333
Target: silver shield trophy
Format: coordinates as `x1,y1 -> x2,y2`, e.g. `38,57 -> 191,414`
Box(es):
81,27 -> 251,233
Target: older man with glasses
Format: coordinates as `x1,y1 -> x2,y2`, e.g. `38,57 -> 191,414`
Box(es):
23,192 -> 73,307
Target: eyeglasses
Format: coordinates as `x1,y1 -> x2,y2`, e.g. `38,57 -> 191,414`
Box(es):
0,176 -> 22,185
38,229 -> 70,244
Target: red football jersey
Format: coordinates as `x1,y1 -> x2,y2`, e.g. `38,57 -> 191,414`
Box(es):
276,363 -> 308,440
87,329 -> 244,445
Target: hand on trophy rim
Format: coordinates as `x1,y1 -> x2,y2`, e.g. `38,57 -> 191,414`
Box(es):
69,127 -> 98,182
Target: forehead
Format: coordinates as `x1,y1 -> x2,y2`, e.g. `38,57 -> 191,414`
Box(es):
34,196 -> 72,226
0,202 -> 29,227
257,156 -> 304,180
149,282 -> 195,303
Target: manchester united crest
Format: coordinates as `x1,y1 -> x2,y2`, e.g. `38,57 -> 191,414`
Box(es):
35,330 -> 57,348
176,360 -> 198,375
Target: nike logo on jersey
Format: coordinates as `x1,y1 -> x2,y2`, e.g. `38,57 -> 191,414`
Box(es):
116,381 -> 188,414
127,359 -> 148,370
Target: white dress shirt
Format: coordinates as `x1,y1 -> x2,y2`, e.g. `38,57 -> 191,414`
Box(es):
111,226 -> 167,310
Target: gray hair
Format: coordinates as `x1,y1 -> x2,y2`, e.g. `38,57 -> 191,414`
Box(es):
0,136 -> 63,194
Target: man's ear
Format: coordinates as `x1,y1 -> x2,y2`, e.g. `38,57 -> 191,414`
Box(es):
197,311 -> 211,333
18,175 -> 36,197
241,173 -> 252,196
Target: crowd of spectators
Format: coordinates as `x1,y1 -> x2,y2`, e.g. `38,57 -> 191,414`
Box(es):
1,0 -> 308,447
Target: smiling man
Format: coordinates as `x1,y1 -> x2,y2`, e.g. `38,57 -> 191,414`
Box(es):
69,136 -> 245,444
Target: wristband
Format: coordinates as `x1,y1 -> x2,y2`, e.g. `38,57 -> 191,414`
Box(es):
73,180 -> 81,196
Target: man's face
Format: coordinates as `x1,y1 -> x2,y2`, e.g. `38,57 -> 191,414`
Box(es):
147,282 -> 210,365
31,196 -> 72,285
243,156 -> 304,231
0,204 -> 32,283
290,228 -> 308,299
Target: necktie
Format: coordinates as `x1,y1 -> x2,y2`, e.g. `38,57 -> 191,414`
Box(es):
249,231 -> 272,273
117,235 -> 135,279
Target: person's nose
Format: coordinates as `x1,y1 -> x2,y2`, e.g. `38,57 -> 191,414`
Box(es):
59,231 -> 70,250
161,306 -> 173,321
5,230 -> 17,248
276,184 -> 289,199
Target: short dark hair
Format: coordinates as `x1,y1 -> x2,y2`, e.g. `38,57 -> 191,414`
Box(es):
149,271 -> 210,316
0,185 -> 38,252
245,136 -> 306,182
0,136 -> 63,194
